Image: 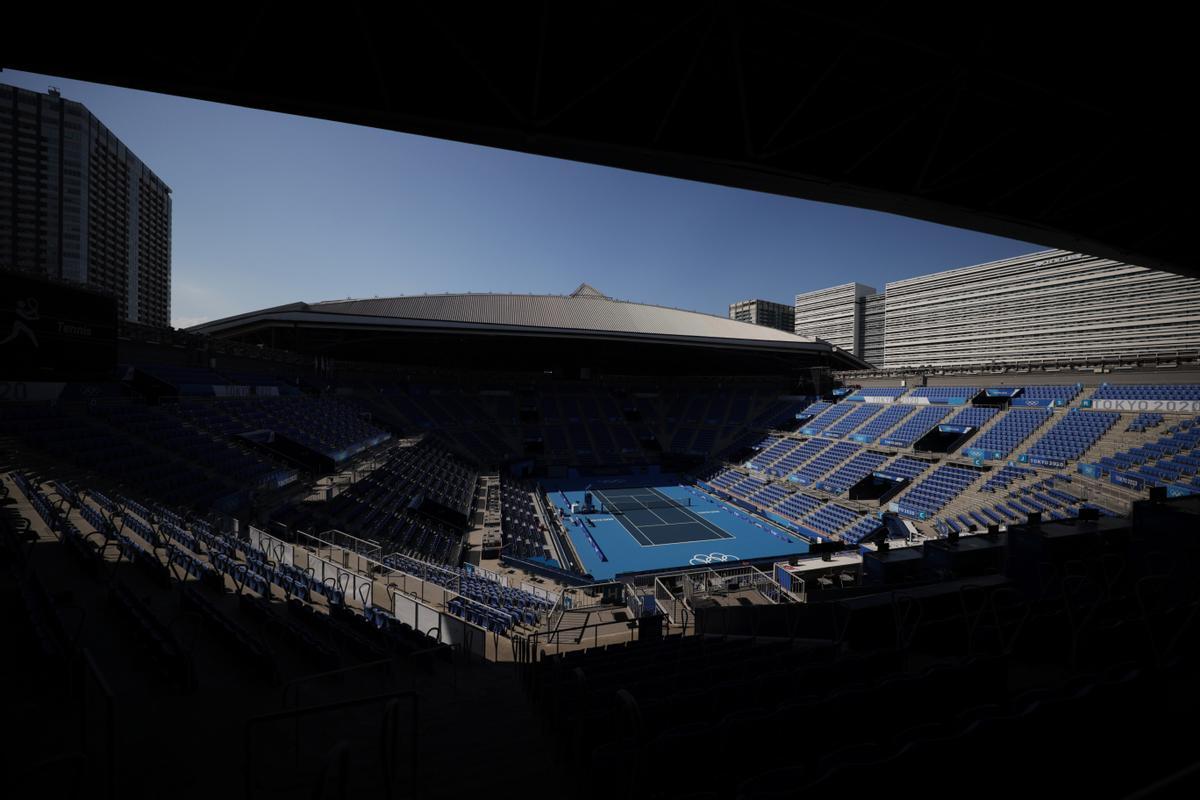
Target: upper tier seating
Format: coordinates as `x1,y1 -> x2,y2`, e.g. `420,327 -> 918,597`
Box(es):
825,405 -> 887,438
880,407 -> 951,446
1025,410 -> 1120,463
1021,384 -> 1082,403
846,387 -> 907,399
966,408 -> 1052,458
906,387 -> 979,400
944,406 -> 999,428
802,403 -> 853,433
851,404 -> 916,442
816,451 -> 889,495
895,464 -> 983,518
1091,384 -> 1200,400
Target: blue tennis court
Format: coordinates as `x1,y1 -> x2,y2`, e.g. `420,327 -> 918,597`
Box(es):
593,486 -> 734,546
545,478 -> 809,580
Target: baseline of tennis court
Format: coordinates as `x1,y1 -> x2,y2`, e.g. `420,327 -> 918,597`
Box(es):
592,487 -> 734,546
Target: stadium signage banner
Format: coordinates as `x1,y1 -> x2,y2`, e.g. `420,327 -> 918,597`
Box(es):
872,471 -> 908,484
1167,485 -> 1195,498
986,388 -> 1022,397
880,437 -> 908,448
1111,473 -> 1144,490
730,497 -> 757,515
850,433 -> 876,443
898,396 -> 968,406
765,511 -> 803,533
964,447 -> 1003,460
938,424 -> 974,434
1027,455 -> 1066,468
1013,398 -> 1058,408
1,270 -> 118,381
860,396 -> 898,404
1090,399 -> 1200,413
1077,463 -> 1102,479
894,503 -> 927,520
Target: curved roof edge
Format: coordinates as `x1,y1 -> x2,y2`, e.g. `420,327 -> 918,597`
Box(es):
188,291 -> 869,368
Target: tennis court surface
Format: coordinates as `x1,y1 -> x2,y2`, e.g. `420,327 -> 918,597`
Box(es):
593,487 -> 734,546
545,478 -> 809,580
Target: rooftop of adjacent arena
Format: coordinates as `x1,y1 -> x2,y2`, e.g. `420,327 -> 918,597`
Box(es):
192,284 -> 823,348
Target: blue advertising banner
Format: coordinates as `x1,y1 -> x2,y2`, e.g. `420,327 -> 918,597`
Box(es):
986,388 -> 1022,397
1077,463 -> 1102,478
1167,485 -> 1195,498
1111,473 -> 1144,490
872,471 -> 909,483
850,433 -> 875,443
880,438 -> 907,448
1012,398 -> 1058,408
765,511 -> 801,532
964,447 -> 1003,460
939,424 -> 975,434
845,395 -> 865,402
832,387 -> 852,396
800,426 -> 819,436
1029,455 -> 1066,468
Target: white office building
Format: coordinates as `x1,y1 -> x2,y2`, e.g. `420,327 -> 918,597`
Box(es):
794,282 -> 876,356
881,250 -> 1200,367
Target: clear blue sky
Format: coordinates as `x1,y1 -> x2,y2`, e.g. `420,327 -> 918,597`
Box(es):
4,69 -> 1041,329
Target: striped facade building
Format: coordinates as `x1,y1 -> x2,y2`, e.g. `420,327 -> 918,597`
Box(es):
882,250 -> 1200,367
793,282 -> 876,357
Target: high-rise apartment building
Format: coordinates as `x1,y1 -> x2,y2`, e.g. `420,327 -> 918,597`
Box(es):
728,298 -> 796,333
794,282 -> 876,357
1,83 -> 171,326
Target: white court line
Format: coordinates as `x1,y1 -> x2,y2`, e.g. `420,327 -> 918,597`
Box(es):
647,487 -> 733,540
621,493 -> 671,525
593,489 -> 654,546
597,488 -> 736,547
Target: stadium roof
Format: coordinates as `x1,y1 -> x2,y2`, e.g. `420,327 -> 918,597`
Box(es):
4,7 -> 1197,281
190,286 -> 867,368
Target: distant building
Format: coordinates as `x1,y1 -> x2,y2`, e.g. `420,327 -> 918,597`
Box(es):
798,249 -> 1200,368
881,250 -> 1200,367
860,292 -> 885,366
728,298 -> 795,333
0,83 -> 172,326
794,282 -> 876,357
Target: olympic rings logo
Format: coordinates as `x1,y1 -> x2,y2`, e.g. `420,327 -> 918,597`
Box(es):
689,552 -> 735,566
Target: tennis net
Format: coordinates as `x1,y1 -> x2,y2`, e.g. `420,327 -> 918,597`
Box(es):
601,495 -> 691,514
